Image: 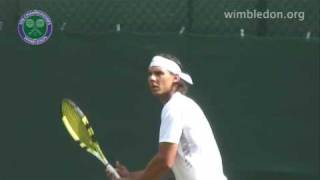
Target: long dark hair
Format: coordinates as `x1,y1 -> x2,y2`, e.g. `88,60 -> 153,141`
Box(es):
156,53 -> 189,94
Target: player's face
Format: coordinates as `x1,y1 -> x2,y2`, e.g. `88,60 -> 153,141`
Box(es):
148,66 -> 178,97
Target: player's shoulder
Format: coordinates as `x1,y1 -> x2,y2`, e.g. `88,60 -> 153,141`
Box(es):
164,92 -> 197,111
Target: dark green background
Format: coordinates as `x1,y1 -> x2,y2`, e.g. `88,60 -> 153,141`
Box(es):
0,33 -> 318,180
0,0 -> 319,37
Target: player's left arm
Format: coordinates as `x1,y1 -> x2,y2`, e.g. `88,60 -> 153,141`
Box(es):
120,142 -> 178,180
140,142 -> 178,180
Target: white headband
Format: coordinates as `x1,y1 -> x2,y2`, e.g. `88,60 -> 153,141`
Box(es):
149,56 -> 193,85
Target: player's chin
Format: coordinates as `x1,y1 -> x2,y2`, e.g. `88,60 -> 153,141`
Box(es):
150,89 -> 162,96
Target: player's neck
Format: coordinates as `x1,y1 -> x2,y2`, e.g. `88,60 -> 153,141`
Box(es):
159,88 -> 179,104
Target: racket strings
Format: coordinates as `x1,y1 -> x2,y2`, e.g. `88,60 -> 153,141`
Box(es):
62,99 -> 99,149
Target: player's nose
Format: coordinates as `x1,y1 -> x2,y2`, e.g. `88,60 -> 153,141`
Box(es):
148,73 -> 157,82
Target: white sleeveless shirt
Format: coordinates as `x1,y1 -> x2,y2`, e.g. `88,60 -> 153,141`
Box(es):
159,92 -> 227,180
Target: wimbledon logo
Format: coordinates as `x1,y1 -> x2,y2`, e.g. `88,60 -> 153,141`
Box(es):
17,10 -> 53,45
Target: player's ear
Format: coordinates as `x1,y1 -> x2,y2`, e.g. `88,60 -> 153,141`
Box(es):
173,74 -> 180,83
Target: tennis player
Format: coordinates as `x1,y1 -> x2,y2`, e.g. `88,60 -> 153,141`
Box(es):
107,54 -> 227,180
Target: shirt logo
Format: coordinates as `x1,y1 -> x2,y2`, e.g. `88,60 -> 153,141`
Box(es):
17,10 -> 53,45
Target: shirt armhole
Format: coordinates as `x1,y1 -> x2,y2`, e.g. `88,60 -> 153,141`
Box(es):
159,107 -> 183,144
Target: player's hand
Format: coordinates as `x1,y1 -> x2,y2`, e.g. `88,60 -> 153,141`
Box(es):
106,161 -> 131,180
115,161 -> 130,178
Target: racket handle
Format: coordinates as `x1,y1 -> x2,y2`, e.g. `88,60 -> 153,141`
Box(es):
106,164 -> 121,179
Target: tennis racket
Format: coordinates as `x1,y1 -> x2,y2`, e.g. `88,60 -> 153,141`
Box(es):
61,98 -> 120,179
